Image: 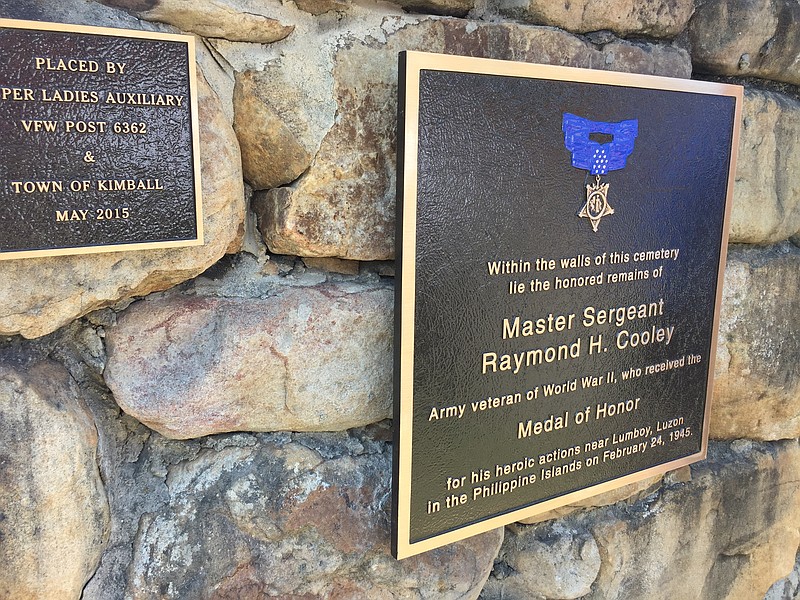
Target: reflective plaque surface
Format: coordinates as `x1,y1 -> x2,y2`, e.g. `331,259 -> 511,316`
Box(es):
392,51 -> 742,559
0,19 -> 202,259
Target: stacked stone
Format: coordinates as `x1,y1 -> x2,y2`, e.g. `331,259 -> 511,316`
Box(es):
0,0 -> 798,598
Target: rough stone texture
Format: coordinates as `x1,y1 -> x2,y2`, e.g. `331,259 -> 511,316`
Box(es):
689,0 -> 800,85
0,2 -> 797,599
483,440 -> 800,600
0,70 -> 245,339
294,0 -> 348,15
302,256 -> 361,274
98,0 -> 294,43
731,89 -> 800,244
1,0 -> 152,28
499,0 -> 694,38
484,526 -> 601,599
255,17 -> 691,260
766,552 -> 800,600
104,280 -> 393,439
712,243 -> 800,440
590,441 -> 800,600
517,473 -> 662,525
233,69 -> 314,190
394,0 -> 475,17
0,356 -> 109,599
80,402 -> 504,599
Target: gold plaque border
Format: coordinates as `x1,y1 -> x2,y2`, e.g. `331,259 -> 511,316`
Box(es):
394,50 -> 743,559
0,18 -> 204,260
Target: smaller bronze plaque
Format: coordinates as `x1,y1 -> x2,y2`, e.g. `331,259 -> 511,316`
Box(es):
0,19 -> 202,259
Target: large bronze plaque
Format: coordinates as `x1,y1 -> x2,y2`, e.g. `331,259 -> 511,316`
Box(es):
0,19 -> 202,259
392,52 -> 742,559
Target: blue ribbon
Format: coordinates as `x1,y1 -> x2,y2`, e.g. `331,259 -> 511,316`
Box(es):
563,113 -> 638,175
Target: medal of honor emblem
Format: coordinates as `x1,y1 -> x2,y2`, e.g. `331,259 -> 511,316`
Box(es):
562,113 -> 638,231
580,176 -> 612,232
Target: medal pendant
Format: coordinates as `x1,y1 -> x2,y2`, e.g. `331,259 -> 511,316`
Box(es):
579,175 -> 613,232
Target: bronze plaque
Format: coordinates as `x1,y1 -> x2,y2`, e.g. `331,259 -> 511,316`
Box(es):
0,19 -> 202,259
392,51 -> 742,559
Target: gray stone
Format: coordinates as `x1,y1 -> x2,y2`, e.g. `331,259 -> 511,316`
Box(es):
484,440 -> 800,600
255,17 -> 691,260
482,526 -> 601,599
730,88 -> 800,244
0,8 -> 245,340
104,279 -> 393,439
517,474 -> 662,525
765,551 -> 800,600
97,0 -> 294,43
499,0 -> 694,38
712,243 -> 800,440
1,0 -> 154,28
0,357 -> 109,600
689,0 -> 800,85
80,408 -> 504,599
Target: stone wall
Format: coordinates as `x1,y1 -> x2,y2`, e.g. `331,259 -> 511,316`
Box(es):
0,0 -> 798,598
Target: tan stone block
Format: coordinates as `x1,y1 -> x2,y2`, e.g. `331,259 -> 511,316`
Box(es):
104,282 -> 393,438
294,0 -> 348,15
99,0 -> 294,43
233,69 -> 314,191
486,440 -> 800,600
394,0 -> 474,17
712,244 -> 800,440
0,359 -> 109,600
730,89 -> 800,244
596,441 -> 800,600
302,256 -> 360,274
499,0 -> 694,37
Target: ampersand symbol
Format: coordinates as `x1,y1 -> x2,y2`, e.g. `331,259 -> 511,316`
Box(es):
83,151 -> 96,163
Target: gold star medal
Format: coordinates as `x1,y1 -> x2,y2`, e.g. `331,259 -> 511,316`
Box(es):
579,175 -> 613,232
